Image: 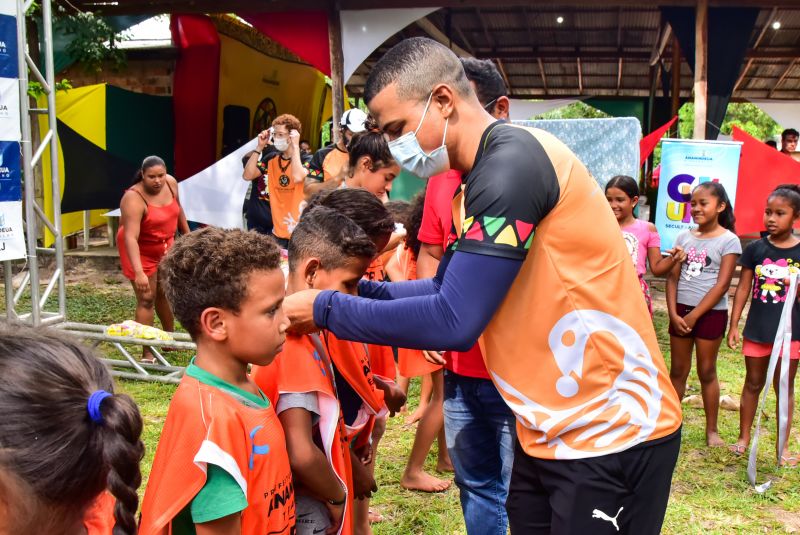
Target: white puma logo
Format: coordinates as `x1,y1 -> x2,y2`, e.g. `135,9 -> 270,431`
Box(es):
592,507 -> 623,531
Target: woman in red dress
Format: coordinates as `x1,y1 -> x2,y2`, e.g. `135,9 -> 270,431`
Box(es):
117,156 -> 190,362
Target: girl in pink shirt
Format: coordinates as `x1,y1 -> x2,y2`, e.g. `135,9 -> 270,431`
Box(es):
605,175 -> 686,315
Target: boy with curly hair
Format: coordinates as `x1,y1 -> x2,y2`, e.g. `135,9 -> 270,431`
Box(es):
139,227 -> 295,535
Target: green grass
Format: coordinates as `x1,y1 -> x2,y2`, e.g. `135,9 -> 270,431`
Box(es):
8,282 -> 800,533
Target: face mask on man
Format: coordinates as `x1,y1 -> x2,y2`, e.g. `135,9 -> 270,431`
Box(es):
387,91 -> 449,178
273,137 -> 290,152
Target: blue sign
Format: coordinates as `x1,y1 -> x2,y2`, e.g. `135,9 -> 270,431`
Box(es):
656,139 -> 742,251
0,141 -> 21,201
0,15 -> 17,79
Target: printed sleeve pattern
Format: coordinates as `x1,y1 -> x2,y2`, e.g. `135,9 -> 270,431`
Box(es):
305,146 -> 331,182
456,125 -> 560,261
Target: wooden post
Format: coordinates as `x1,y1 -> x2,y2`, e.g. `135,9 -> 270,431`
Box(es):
693,0 -> 708,140
328,1 -> 345,146
671,35 -> 681,137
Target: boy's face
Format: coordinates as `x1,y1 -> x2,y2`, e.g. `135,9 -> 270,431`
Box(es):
311,257 -> 372,296
223,270 -> 288,366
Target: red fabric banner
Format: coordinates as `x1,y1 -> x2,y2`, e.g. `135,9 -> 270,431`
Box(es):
242,12 -> 331,75
640,116 -> 677,166
732,126 -> 800,236
170,15 -> 220,180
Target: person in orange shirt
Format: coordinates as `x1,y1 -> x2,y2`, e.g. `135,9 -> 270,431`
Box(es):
139,227 -> 294,535
286,37 -> 682,534
253,206 -> 387,535
0,326 -> 144,535
244,114 -> 307,249
305,108 -> 369,198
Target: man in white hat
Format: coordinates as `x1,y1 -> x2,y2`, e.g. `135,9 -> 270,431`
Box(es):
304,108 -> 368,198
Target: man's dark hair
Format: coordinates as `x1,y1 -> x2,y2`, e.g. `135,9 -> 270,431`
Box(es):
305,188 -> 395,245
364,37 -> 472,105
289,206 -> 376,272
159,227 -> 282,338
782,128 -> 799,140
766,140 -> 778,149
460,57 -> 507,107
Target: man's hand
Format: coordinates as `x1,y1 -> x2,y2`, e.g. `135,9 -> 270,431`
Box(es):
284,289 -> 323,334
290,128 -> 301,147
257,129 -> 272,151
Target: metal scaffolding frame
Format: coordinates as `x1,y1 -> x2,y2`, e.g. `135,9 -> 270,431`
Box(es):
1,1 -> 193,382
2,0 -> 65,327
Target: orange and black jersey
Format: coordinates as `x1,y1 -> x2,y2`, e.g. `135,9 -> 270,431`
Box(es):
305,144 -> 349,183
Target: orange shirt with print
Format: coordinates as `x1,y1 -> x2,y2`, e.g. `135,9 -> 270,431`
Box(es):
253,334 -> 353,535
453,123 -> 682,461
268,155 -> 306,239
139,375 -> 295,535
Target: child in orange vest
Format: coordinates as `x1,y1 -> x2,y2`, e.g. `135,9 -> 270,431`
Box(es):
305,188 -> 406,533
255,206 -> 394,534
139,227 -> 295,535
0,326 -> 144,535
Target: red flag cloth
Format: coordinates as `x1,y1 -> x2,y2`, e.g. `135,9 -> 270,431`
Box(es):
640,116 -> 678,166
242,12 -> 331,75
732,126 -> 800,236
170,15 -> 220,180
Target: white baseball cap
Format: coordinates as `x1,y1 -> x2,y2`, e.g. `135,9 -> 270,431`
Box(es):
341,108 -> 368,133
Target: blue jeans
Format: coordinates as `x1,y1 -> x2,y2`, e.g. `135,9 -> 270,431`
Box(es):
444,370 -> 517,535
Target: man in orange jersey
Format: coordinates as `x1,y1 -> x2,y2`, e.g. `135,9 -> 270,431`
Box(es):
253,207 -> 388,535
244,114 -> 308,249
139,228 -> 295,535
285,37 -> 682,534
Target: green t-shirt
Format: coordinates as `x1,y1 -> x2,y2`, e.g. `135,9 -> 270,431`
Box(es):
171,360 -> 270,534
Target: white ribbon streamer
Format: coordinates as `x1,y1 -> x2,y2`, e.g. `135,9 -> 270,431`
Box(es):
747,272 -> 798,492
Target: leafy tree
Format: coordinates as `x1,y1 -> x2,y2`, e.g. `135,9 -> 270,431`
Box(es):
534,101 -> 611,120
678,102 -> 781,141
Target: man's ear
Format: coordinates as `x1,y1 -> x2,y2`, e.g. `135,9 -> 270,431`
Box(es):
198,307 -> 228,342
303,257 -> 322,288
493,96 -> 511,120
432,83 -> 456,119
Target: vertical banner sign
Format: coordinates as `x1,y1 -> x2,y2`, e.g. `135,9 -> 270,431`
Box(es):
0,0 -> 23,261
656,139 -> 742,251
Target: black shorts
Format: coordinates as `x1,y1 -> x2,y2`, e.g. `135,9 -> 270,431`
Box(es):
668,303 -> 728,340
506,428 -> 680,535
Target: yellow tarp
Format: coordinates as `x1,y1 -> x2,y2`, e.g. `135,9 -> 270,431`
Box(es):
39,83 -> 108,246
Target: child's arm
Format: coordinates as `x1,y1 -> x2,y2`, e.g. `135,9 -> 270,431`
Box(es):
373,376 -> 407,415
728,267 -> 754,349
385,249 -> 406,282
278,408 -> 346,528
683,254 -> 740,328
195,513 -> 241,535
666,258 -> 687,333
349,448 -> 378,499
649,245 -> 686,277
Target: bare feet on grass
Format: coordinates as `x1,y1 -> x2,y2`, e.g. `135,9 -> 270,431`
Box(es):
706,431 -> 725,448
400,469 -> 451,493
436,458 -> 454,473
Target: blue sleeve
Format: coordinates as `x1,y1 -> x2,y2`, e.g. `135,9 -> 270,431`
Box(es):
314,251 -> 522,351
357,278 -> 438,300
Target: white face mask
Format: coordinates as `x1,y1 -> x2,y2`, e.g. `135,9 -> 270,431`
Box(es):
273,137 -> 290,152
387,92 -> 449,178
